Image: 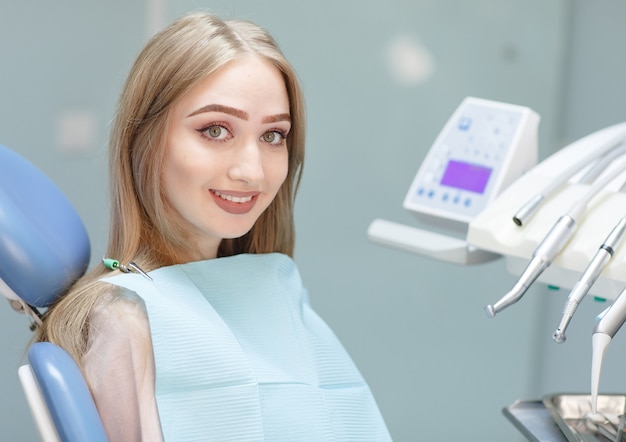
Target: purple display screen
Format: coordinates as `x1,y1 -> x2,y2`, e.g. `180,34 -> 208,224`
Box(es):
440,160 -> 492,194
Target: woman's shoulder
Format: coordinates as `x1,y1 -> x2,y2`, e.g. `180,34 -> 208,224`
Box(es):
89,282 -> 148,333
82,282 -> 156,408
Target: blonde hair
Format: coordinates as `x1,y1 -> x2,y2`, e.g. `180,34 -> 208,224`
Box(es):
37,13 -> 306,363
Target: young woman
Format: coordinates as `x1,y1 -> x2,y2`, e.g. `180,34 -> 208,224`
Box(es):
37,12 -> 391,441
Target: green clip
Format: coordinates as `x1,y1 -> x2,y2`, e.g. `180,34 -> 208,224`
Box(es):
102,257 -> 120,270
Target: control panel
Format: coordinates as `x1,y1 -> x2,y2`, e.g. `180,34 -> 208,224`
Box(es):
403,97 -> 539,232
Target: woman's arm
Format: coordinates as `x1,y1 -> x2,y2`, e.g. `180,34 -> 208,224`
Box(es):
82,289 -> 163,442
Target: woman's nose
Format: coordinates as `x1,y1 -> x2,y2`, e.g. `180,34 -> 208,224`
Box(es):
228,139 -> 264,184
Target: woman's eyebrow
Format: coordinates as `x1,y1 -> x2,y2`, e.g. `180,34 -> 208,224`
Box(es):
187,104 -> 290,124
187,104 -> 248,120
262,113 -> 291,124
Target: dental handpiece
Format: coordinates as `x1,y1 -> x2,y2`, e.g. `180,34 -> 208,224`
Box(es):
553,217 -> 626,343
485,215 -> 577,318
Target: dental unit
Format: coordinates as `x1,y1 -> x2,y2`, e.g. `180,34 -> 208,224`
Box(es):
368,96 -> 626,441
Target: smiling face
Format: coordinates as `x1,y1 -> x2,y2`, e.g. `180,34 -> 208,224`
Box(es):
162,56 -> 291,261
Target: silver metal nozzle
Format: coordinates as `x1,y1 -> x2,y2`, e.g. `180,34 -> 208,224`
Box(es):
553,282 -> 588,343
512,194 -> 544,227
553,329 -> 566,344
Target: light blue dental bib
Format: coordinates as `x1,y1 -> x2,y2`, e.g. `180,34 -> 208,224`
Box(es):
102,253 -> 390,441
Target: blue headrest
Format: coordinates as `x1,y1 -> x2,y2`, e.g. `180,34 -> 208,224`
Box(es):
0,145 -> 90,307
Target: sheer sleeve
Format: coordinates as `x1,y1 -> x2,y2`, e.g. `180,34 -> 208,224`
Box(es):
82,287 -> 164,442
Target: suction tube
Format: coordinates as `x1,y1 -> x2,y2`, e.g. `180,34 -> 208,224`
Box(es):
590,287 -> 626,414
512,129 -> 626,227
593,286 -> 626,339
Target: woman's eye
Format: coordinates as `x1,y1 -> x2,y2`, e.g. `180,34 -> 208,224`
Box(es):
261,131 -> 286,145
201,125 -> 230,141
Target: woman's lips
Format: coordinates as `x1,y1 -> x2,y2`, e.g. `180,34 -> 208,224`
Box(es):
210,190 -> 259,214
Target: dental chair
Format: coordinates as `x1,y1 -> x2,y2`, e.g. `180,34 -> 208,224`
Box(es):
0,144 -> 108,441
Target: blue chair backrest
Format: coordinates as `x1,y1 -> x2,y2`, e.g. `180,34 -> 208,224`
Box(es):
0,144 -> 107,440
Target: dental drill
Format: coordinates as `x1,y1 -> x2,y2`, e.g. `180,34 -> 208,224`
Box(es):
486,154 -> 626,318
553,217 -> 626,343
485,214 -> 576,318
512,129 -> 626,227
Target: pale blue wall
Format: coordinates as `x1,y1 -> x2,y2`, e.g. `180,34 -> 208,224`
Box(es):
1,1 -> 623,441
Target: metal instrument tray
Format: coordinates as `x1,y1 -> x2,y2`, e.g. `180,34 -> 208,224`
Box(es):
543,393 -> 626,442
503,400 -> 567,441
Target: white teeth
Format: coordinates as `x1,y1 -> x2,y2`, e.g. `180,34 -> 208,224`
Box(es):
213,190 -> 253,203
